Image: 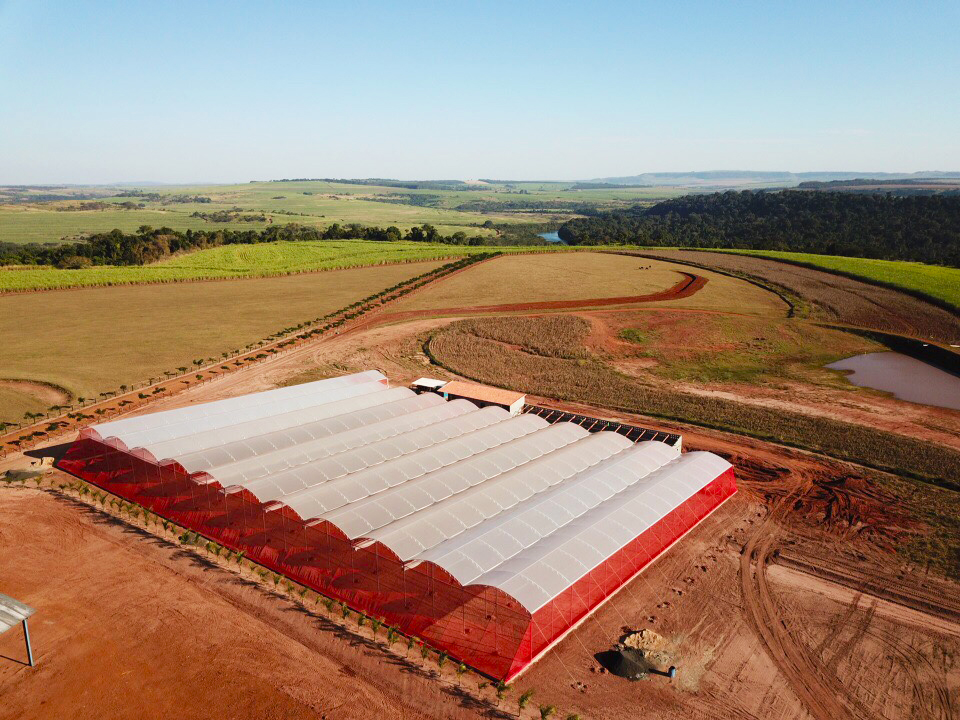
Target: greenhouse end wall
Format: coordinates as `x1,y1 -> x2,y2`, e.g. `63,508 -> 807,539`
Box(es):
59,438 -> 736,680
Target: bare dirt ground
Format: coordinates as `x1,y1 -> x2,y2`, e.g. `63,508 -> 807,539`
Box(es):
0,488 -> 490,720
3,256 -> 959,719
0,380 -> 70,407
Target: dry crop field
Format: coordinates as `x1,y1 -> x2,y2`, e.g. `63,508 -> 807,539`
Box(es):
0,260 -> 445,424
386,252 -> 788,318
638,249 -> 960,344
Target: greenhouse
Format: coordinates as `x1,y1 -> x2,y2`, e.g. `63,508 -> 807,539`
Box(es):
59,370 -> 737,680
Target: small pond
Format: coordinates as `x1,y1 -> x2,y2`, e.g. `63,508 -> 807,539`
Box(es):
827,351 -> 960,411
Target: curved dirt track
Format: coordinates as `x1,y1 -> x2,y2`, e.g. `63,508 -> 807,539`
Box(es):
0,379 -> 71,407
381,271 -> 707,322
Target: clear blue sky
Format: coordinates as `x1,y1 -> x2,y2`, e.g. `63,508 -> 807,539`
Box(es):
1,0 -> 957,183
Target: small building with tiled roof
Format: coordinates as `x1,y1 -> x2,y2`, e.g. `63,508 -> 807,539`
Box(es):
440,380 -> 526,416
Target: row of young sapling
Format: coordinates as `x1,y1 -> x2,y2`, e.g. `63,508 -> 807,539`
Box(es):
3,471 -> 583,720
0,252 -> 499,454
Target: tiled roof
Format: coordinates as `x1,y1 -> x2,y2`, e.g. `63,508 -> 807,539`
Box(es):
442,380 -> 525,406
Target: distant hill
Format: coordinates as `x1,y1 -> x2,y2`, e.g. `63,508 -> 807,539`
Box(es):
590,171 -> 960,189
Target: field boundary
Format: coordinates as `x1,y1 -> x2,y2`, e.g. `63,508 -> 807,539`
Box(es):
711,249 -> 960,315
0,253 -> 468,296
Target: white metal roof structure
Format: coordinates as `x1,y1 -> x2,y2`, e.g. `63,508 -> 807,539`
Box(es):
0,593 -> 34,635
78,371 -> 732,616
0,592 -> 36,667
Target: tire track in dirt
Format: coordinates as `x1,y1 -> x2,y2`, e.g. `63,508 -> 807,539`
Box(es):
863,624 -> 954,720
740,484 -> 875,720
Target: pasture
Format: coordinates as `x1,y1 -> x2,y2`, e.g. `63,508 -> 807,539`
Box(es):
0,241 -> 486,292
0,180 -> 682,246
614,311 -> 878,385
0,260 -> 445,423
0,203 -> 279,243
387,251 -> 788,317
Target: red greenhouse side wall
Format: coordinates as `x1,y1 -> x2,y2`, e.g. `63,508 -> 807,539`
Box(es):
58,439 -> 736,681
505,466 -> 737,680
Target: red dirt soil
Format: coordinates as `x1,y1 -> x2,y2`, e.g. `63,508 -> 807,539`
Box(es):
0,489 -> 488,720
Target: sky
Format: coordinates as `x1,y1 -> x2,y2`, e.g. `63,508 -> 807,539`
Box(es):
1,0 -> 958,184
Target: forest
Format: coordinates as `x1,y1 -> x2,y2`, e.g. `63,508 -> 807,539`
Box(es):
558,191 -> 960,265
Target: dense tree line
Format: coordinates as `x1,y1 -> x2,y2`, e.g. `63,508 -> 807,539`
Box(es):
0,221 -> 511,268
557,190 -> 960,266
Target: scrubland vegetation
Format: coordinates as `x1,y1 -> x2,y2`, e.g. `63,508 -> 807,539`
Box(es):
617,312 -> 878,385
429,315 -> 960,485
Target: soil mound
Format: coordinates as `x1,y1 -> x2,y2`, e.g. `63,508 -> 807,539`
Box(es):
597,629 -> 676,680
600,647 -> 653,680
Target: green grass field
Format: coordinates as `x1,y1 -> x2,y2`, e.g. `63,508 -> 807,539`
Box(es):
0,241 -> 504,292
0,204 -> 279,243
0,260 -> 446,423
0,180 -> 684,246
717,250 -> 960,311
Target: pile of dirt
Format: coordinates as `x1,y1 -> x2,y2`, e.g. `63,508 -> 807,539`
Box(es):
622,628 -> 670,654
610,629 -> 675,679
602,647 -> 654,681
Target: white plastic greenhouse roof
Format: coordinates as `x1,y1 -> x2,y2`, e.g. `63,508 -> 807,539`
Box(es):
84,370 -> 732,614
